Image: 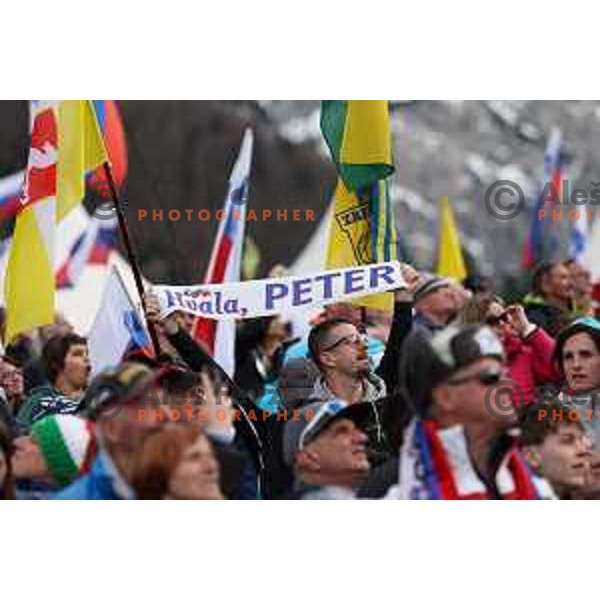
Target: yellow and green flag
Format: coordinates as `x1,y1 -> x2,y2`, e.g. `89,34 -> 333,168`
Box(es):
321,100 -> 397,310
436,195 -> 467,282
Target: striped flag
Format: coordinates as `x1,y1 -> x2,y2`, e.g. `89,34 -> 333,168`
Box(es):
191,129 -> 253,377
4,101 -> 108,343
88,100 -> 128,191
522,128 -> 566,269
56,208 -> 118,288
321,100 -> 398,311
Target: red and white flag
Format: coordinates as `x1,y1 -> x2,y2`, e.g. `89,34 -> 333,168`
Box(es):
191,129 -> 253,377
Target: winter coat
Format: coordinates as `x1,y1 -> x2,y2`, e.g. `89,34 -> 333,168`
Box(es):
54,450 -> 134,500
504,327 -> 560,406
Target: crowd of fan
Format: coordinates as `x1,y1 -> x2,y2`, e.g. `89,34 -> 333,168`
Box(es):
0,258 -> 599,500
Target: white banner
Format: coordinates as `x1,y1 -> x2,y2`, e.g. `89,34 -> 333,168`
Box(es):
154,261 -> 405,320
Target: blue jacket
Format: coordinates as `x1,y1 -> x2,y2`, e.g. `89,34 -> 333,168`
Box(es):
54,451 -> 134,500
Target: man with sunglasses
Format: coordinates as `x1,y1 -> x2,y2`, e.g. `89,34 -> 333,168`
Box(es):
387,324 -> 553,499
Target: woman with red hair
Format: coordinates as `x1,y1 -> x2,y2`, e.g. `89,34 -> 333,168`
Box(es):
131,424 -> 224,500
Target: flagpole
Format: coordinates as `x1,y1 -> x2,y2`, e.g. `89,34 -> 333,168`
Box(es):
102,162 -> 162,358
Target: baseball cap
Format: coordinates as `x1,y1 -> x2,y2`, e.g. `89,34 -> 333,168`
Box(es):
81,362 -> 192,419
399,324 -> 505,416
283,399 -> 373,466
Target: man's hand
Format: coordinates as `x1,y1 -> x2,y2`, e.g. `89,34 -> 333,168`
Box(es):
395,263 -> 421,301
144,290 -> 179,336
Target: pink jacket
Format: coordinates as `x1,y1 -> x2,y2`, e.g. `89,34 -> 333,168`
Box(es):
504,328 -> 560,406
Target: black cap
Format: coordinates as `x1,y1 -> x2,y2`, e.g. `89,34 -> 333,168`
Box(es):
81,362 -> 192,419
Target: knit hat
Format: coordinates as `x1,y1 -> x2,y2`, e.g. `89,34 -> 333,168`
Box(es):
399,324 -> 505,416
413,273 -> 451,303
31,415 -> 96,487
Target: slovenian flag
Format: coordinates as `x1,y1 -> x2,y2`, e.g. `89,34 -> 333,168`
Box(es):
191,129 -> 253,378
522,128 -> 566,270
56,210 -> 118,288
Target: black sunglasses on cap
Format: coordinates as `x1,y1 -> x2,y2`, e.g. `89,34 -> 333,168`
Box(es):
447,369 -> 503,386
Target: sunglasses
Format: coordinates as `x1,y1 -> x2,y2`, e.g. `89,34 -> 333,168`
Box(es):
447,369 -> 503,386
485,311 -> 510,327
321,332 -> 368,353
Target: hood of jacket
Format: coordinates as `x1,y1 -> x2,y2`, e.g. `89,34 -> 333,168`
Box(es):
310,372 -> 386,403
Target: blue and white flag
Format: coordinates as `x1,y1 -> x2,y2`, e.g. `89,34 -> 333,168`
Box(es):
88,266 -> 151,376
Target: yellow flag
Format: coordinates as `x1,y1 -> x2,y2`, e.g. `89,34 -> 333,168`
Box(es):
340,101 -> 392,168
57,100 -> 108,221
5,100 -> 109,343
326,180 -> 394,311
437,196 -> 467,281
5,203 -> 56,342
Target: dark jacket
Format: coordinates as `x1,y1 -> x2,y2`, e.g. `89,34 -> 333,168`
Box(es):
522,294 -> 574,338
0,389 -> 18,438
233,318 -> 288,402
166,327 -> 292,499
374,301 -> 414,394
357,456 -> 400,498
